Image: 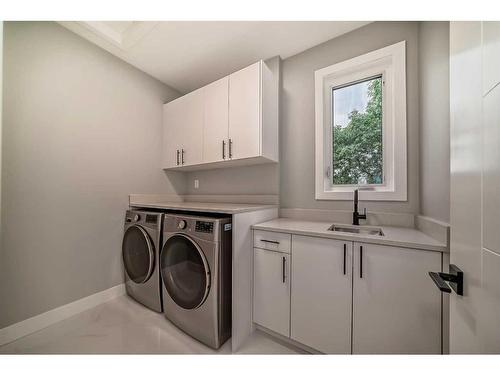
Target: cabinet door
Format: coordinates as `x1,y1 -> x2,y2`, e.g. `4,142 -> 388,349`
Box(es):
352,243 -> 442,354
179,89 -> 204,166
162,99 -> 183,168
253,248 -> 290,337
291,235 -> 352,353
228,61 -> 261,160
203,77 -> 229,163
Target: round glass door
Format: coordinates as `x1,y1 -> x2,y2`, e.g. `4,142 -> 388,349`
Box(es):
160,234 -> 210,310
122,225 -> 155,284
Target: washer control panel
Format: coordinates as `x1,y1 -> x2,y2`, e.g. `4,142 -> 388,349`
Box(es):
195,221 -> 213,233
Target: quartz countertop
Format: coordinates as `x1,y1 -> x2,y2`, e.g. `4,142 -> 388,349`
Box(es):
129,201 -> 278,214
252,218 -> 448,252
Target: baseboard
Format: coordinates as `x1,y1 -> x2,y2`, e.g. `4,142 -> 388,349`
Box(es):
0,283 -> 125,347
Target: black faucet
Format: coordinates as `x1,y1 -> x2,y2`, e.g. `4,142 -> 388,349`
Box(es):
352,189 -> 367,225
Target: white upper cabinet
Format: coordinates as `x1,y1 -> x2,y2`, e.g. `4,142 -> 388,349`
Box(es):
203,77 -> 229,163
162,58 -> 279,170
162,89 -> 203,167
228,62 -> 261,160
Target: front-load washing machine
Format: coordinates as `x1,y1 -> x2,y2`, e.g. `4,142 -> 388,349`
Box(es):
160,213 -> 232,349
122,209 -> 163,312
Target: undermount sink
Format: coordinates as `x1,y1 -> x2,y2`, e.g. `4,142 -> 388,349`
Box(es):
328,224 -> 384,236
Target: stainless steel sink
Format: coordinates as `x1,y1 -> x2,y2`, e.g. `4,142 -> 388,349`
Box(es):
328,224 -> 384,236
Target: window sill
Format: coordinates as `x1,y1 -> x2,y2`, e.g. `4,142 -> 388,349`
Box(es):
315,188 -> 407,201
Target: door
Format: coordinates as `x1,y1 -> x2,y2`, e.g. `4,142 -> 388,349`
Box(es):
291,236 -> 352,353
160,234 -> 210,309
228,61 -> 261,160
179,89 -> 204,166
449,21 -> 500,353
162,98 -> 184,168
253,248 -> 290,337
352,243 -> 441,354
122,225 -> 155,284
203,77 -> 229,163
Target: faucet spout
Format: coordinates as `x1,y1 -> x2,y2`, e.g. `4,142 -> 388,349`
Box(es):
352,189 -> 367,225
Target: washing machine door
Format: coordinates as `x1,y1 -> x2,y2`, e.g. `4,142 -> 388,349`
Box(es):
160,234 -> 210,310
122,225 -> 155,284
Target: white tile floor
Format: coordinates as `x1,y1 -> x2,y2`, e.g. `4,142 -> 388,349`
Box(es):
0,296 -> 302,354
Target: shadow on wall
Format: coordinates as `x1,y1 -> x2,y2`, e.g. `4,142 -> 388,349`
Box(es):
163,170 -> 189,195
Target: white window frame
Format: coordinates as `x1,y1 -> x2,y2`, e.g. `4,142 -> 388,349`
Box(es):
315,41 -> 407,201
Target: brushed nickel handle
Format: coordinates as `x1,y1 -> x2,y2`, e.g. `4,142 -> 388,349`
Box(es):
176,149 -> 180,166
181,149 -> 185,164
222,140 -> 226,159
229,138 -> 233,159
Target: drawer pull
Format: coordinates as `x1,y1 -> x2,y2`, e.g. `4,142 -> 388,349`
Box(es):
260,239 -> 280,245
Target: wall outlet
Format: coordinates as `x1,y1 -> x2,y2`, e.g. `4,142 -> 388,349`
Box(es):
194,179 -> 199,189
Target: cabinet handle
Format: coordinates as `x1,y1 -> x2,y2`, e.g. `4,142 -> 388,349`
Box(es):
176,149 -> 180,166
181,149 -> 185,164
229,138 -> 233,159
343,244 -> 346,275
282,256 -> 286,283
260,239 -> 280,245
222,140 -> 226,159
359,245 -> 363,278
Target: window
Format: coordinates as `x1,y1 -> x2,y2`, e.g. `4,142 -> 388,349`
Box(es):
315,41 -> 407,201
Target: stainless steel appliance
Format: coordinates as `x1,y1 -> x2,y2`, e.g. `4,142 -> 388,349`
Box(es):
160,213 -> 232,349
122,209 -> 163,312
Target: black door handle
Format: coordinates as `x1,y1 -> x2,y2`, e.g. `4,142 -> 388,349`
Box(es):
428,264 -> 463,296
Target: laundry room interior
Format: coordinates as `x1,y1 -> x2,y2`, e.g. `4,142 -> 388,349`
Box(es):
1,2 -> 500,371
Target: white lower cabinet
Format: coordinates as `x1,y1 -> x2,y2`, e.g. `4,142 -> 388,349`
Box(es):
253,247 -> 290,337
252,230 -> 443,354
291,236 -> 352,353
352,242 -> 442,354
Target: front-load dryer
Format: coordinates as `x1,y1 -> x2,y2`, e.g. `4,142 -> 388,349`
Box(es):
160,213 -> 232,349
122,209 -> 163,312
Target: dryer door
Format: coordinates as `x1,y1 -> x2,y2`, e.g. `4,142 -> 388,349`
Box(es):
160,234 -> 211,310
122,225 -> 155,284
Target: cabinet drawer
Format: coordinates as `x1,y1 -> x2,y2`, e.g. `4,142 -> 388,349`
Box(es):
253,230 -> 291,253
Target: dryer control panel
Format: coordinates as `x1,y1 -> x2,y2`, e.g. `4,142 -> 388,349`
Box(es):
195,221 -> 214,233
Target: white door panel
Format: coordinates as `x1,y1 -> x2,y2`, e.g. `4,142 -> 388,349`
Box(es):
253,248 -> 290,337
229,62 -> 261,160
180,89 -> 204,166
352,243 -> 441,354
203,77 -> 229,163
291,235 -> 351,353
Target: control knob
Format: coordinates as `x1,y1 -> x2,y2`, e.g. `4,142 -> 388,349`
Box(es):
178,220 -> 187,230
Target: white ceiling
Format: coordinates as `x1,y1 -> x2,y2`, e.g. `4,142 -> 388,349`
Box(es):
59,21 -> 370,94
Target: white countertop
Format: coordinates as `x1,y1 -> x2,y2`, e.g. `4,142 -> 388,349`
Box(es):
130,201 -> 278,214
252,218 -> 447,252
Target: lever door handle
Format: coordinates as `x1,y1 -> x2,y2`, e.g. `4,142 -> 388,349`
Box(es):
428,264 -> 463,296
429,272 -> 451,293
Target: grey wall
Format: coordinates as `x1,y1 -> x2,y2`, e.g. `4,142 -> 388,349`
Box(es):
0,22 -> 179,328
185,164 -> 279,195
418,22 -> 450,223
280,22 -> 420,214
